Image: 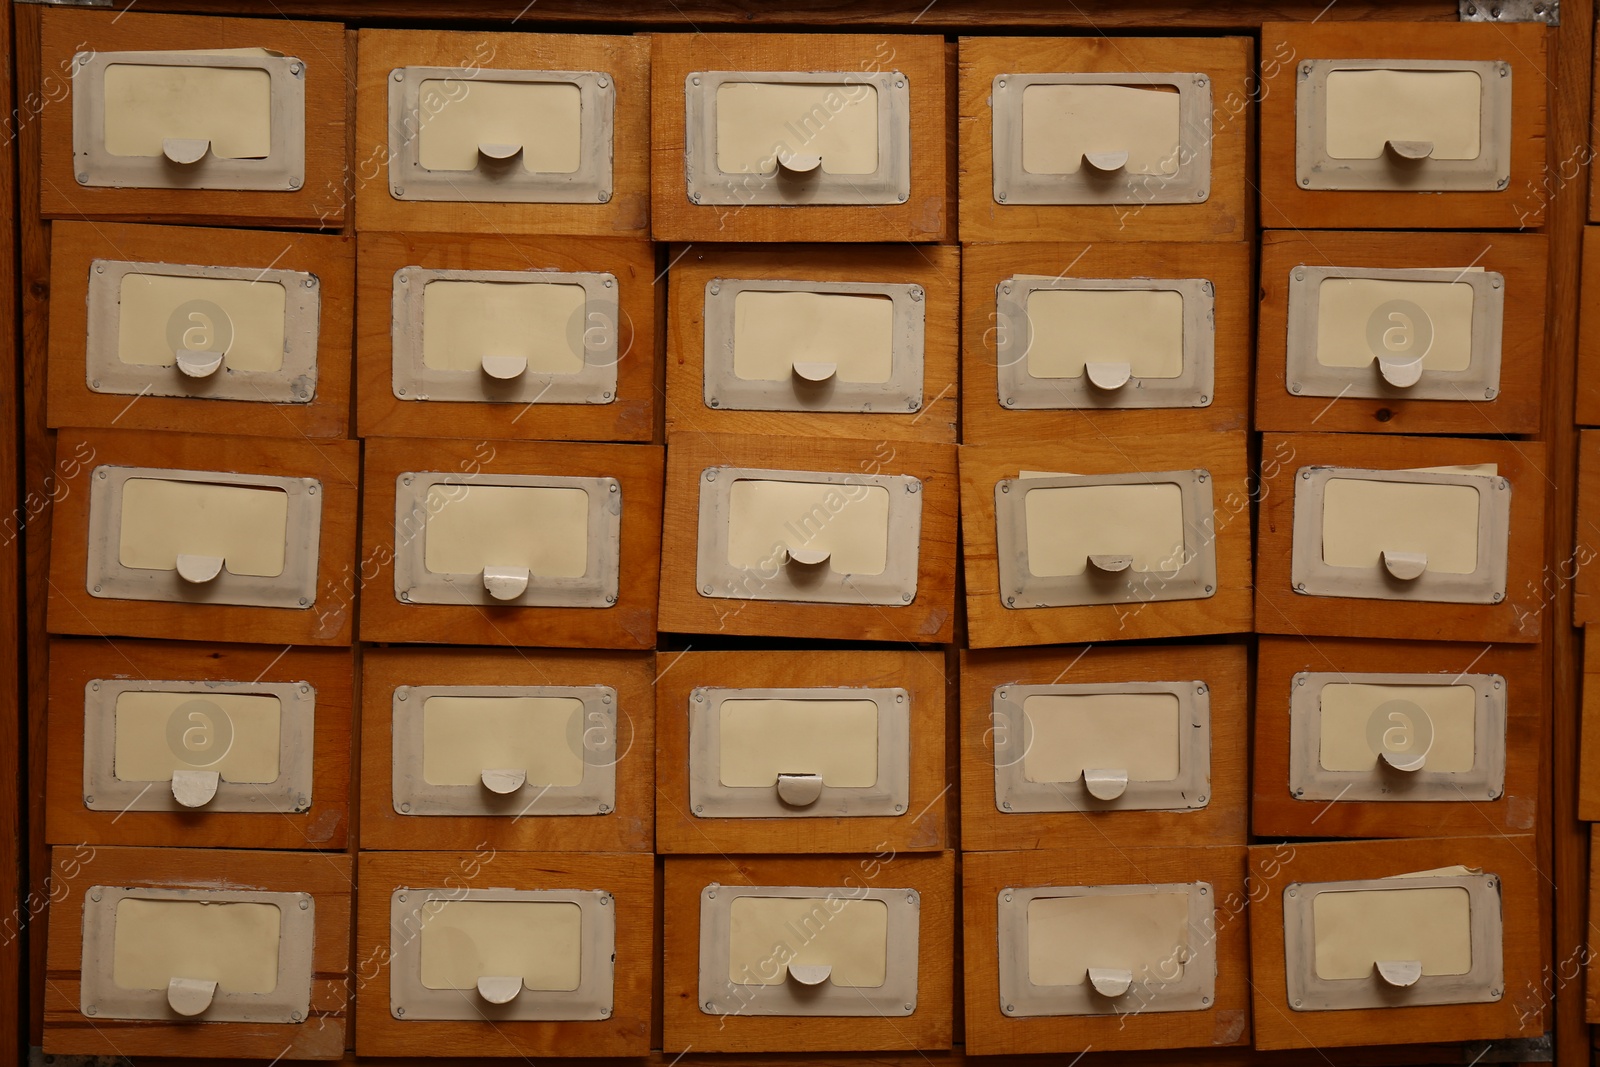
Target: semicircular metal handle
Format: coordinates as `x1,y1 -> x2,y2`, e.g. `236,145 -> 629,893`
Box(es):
481,768 -> 527,794
1384,139 -> 1434,161
162,137 -> 211,165
483,566 -> 531,601
481,355 -> 528,380
1379,749 -> 1427,773
1376,353 -> 1425,388
792,361 -> 837,383
167,976 -> 218,1016
1381,550 -> 1428,581
1087,967 -> 1134,997
776,772 -> 824,807
477,142 -> 524,163
1375,959 -> 1423,987
477,976 -> 523,1004
175,350 -> 224,378
171,769 -> 220,808
1085,361 -> 1132,390
1087,554 -> 1134,574
775,152 -> 823,176
787,962 -> 832,986
782,546 -> 831,568
1083,768 -> 1129,801
175,554 -> 224,584
1082,150 -> 1131,173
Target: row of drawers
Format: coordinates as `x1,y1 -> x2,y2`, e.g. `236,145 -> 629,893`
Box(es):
41,10 -> 1550,237
45,639 -> 1540,853
51,225 -> 1551,442
41,838 -> 1543,1058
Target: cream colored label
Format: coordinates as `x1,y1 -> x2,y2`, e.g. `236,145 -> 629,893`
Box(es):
731,291 -> 894,383
416,79 -> 581,174
114,691 -> 281,783
418,900 -> 582,991
1324,69 -> 1482,161
1020,693 -> 1182,784
113,898 -> 281,993
1314,278 -> 1475,371
117,274 -> 287,372
1026,891 -> 1190,987
422,484 -> 589,578
1318,683 -> 1476,773
1023,483 -> 1186,577
725,479 -> 890,577
118,478 -> 289,577
1313,886 -> 1473,980
716,82 -> 879,175
103,63 -> 273,159
1024,289 -> 1185,380
420,695 -> 585,786
717,698 -> 878,787
1020,83 -> 1181,176
421,280 -> 587,375
1321,478 -> 1481,575
727,896 -> 888,987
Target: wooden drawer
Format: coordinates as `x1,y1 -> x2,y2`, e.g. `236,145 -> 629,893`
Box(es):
1254,635 -> 1540,839
1577,229 -> 1600,425
650,33 -> 949,243
659,432 -> 958,643
655,648 -> 947,855
959,644 -> 1247,852
46,637 -> 352,850
354,28 -> 650,237
359,437 -> 662,649
1573,431 -> 1600,626
47,428 -> 359,646
666,243 -> 959,443
43,845 -> 351,1059
662,852 -> 955,1053
355,231 -> 657,443
959,435 -> 1254,648
958,36 -> 1252,243
40,8 -> 348,228
1256,230 -> 1547,436
1256,433 -> 1546,644
354,851 -> 654,1058
358,646 -> 653,853
962,846 -> 1250,1055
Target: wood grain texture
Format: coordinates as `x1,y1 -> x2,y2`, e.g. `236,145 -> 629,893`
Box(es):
958,435 -> 1254,648
962,846 -> 1250,1055
1574,436 -> 1600,627
1252,635 -> 1541,838
957,36 -> 1253,243
46,428 -> 360,646
657,431 -> 958,642
358,646 -> 654,852
960,241 -> 1252,444
357,437 -> 662,649
650,34 -> 949,243
1581,631 -> 1600,821
39,8 -> 349,228
1256,432 -> 1546,644
42,844 -> 352,1059
1257,22 -> 1549,231
354,231 -> 657,443
46,221 -> 355,440
354,29 -> 650,236
1256,229 -> 1548,435
662,852 -> 955,1052
1247,835 -> 1543,1050
45,637 -> 353,850
665,243 -> 959,443
958,644 -> 1249,852
654,648 -> 947,854
0,1 -> 21,1056
354,850 -> 655,1058
1577,229 -> 1600,424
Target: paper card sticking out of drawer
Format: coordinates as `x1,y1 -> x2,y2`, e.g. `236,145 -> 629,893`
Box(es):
994,470 -> 1216,609
87,465 -> 322,609
80,885 -> 314,1023
990,73 -> 1212,206
684,71 -> 910,206
388,888 -> 614,1020
72,48 -> 306,191
392,472 -> 620,608
85,258 -> 320,403
391,684 -> 617,816
1284,870 -> 1503,1010
83,678 -> 313,814
695,466 -> 922,606
994,275 -> 1214,409
387,67 -> 614,203
991,681 -> 1210,814
1297,60 -> 1512,192
697,884 -> 920,1017
391,266 -> 618,406
1289,672 -> 1506,802
1291,465 -> 1511,603
701,278 -> 925,413
997,882 -> 1215,1016
1285,265 -> 1504,400
687,686 -> 910,818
